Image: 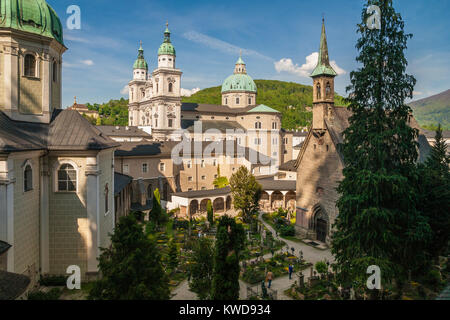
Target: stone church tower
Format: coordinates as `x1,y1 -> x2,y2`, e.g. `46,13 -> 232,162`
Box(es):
152,23 -> 182,140
127,24 -> 182,140
294,19 -> 341,245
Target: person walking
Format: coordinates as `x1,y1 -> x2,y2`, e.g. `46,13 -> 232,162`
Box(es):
288,264 -> 294,280
266,271 -> 273,289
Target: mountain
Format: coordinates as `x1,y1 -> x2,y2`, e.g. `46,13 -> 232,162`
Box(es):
409,89 -> 450,130
182,80 -> 347,130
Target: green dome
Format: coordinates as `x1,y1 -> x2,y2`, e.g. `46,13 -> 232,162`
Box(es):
221,74 -> 257,93
133,44 -> 148,70
158,42 -> 176,56
0,0 -> 64,45
158,23 -> 176,56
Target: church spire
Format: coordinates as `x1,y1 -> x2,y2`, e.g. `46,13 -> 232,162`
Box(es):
311,18 -> 337,77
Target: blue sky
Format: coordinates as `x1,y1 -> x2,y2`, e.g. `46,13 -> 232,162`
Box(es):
47,0 -> 450,108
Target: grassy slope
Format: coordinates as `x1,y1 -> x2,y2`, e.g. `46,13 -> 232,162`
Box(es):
409,89 -> 450,130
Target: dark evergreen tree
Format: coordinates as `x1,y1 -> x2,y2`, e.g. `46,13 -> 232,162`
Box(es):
207,200 -> 214,226
229,166 -> 262,224
167,238 -> 179,272
331,0 -> 431,293
89,212 -> 170,300
211,216 -> 245,300
417,124 -> 450,263
189,237 -> 215,300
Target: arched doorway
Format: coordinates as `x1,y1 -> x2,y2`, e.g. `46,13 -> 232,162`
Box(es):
271,191 -> 283,210
312,204 -> 328,243
189,200 -> 199,216
226,196 -> 232,211
213,198 -> 225,213
200,199 -> 210,213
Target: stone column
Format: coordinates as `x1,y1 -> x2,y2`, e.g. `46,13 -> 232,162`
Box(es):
85,157 -> 101,273
266,191 -> 274,211
40,157 -> 50,274
0,158 -> 15,272
281,191 -> 288,209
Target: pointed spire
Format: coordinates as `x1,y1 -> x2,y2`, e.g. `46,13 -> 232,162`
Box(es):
236,49 -> 245,65
311,18 -> 337,77
164,21 -> 171,43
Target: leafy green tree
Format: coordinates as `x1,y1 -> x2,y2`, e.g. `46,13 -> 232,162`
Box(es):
331,0 -> 431,293
211,216 -> 246,300
189,237 -> 215,300
89,212 -> 170,300
213,166 -> 229,189
207,200 -> 214,226
315,261 -> 328,277
167,238 -> 179,272
229,166 -> 262,224
95,117 -> 102,126
417,124 -> 450,263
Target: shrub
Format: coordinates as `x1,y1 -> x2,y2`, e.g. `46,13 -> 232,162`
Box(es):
27,288 -> 61,300
39,275 -> 67,286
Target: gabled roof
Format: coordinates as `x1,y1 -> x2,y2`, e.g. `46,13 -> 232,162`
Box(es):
0,110 -> 119,153
248,104 -> 280,114
279,160 -> 297,172
181,103 -> 254,115
114,172 -> 133,196
172,186 -> 231,199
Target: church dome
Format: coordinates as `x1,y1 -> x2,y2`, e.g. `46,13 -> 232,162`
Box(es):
133,43 -> 148,70
0,0 -> 64,45
221,74 -> 257,93
158,24 -> 176,56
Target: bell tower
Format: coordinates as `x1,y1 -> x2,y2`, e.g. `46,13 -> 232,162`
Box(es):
311,19 -> 337,130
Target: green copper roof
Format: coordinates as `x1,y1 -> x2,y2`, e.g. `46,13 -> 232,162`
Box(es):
221,74 -> 257,93
158,23 -> 176,56
311,19 -> 336,78
248,104 -> 280,113
133,43 -> 148,70
236,56 -> 245,65
0,0 -> 64,45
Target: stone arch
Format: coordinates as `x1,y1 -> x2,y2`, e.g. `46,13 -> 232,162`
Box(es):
147,184 -> 153,200
213,197 -> 225,213
271,191 -> 283,210
259,191 -> 270,210
189,200 -> 199,216
285,191 -> 296,210
226,196 -> 232,211
200,199 -> 211,213
311,204 -> 329,243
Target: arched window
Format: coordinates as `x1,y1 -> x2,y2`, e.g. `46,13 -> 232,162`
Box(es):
248,97 -> 252,105
24,164 -> 33,192
168,82 -> 173,93
105,184 -> 109,213
236,97 -> 240,105
326,82 -> 331,98
156,84 -> 159,93
52,61 -> 58,82
316,83 -> 321,100
57,164 -> 77,192
147,185 -> 153,199
225,98 -> 228,105
24,54 -> 36,77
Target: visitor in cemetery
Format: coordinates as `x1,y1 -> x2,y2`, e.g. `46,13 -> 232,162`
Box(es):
289,264 -> 294,280
266,271 -> 274,288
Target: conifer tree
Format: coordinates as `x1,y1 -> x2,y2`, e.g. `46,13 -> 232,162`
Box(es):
211,216 -> 245,300
89,212 -> 170,300
331,0 -> 431,292
189,237 -> 215,300
167,238 -> 179,272
417,124 -> 450,262
207,200 -> 214,226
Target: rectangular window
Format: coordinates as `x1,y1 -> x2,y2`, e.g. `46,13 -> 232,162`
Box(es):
187,161 -> 192,169
123,164 -> 129,174
201,160 -> 205,168
142,163 -> 148,173
201,175 -> 206,180
188,176 -> 193,182
213,159 -> 217,166
168,119 -> 173,128
159,163 -> 165,171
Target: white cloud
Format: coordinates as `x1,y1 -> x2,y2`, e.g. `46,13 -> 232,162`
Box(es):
181,87 -> 201,97
120,85 -> 129,95
183,31 -> 272,61
275,52 -> 346,77
81,59 -> 94,66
